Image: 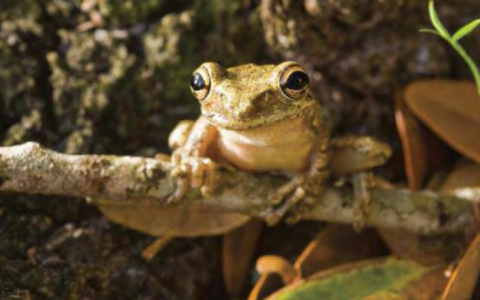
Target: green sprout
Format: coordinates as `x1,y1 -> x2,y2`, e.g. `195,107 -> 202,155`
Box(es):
421,1 -> 480,101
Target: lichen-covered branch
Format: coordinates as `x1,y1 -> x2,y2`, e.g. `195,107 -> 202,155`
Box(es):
0,142 -> 477,235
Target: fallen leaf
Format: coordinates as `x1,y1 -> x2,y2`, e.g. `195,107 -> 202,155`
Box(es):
294,225 -> 388,279
405,80 -> 480,165
395,89 -> 451,189
223,218 -> 263,298
378,228 -> 463,266
267,258 -> 443,300
94,202 -> 250,237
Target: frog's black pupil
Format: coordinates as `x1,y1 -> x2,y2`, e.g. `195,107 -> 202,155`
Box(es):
284,71 -> 309,90
190,72 -> 206,91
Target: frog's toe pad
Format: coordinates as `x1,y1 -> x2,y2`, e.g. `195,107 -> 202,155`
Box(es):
169,157 -> 219,202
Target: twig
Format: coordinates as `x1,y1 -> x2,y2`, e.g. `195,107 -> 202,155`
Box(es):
0,142 -> 476,235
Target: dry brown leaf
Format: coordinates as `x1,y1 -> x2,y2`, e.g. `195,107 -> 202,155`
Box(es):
248,225 -> 388,299
95,202 -> 250,237
395,89 -> 450,189
442,233 -> 480,300
293,225 -> 388,279
405,80 -> 480,165
223,219 -> 263,298
378,227 -> 463,267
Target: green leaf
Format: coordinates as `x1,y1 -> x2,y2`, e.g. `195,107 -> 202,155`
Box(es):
453,19 -> 480,41
419,28 -> 443,37
270,259 -> 430,300
428,1 -> 450,38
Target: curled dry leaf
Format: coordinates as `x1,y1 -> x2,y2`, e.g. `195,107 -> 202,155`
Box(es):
405,80 -> 480,165
442,233 -> 480,300
395,89 -> 451,189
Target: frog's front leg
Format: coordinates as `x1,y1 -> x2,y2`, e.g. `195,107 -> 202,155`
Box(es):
167,117 -> 219,203
263,149 -> 330,226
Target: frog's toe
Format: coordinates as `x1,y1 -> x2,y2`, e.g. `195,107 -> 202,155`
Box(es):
201,161 -> 219,197
262,180 -> 307,226
167,176 -> 189,203
169,157 -> 219,202
190,160 -> 206,188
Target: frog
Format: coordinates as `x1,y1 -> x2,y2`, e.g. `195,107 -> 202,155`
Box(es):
167,61 -> 392,225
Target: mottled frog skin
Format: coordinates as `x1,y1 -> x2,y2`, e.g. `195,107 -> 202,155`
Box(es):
168,62 -> 390,224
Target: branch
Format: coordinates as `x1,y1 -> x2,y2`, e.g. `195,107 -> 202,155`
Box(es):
0,142 -> 477,235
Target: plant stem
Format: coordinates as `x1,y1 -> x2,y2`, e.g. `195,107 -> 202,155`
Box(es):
447,39 -> 480,101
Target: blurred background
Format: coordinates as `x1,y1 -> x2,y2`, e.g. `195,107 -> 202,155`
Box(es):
0,0 -> 479,299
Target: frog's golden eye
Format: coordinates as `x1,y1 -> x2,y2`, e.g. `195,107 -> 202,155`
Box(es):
190,67 -> 211,100
279,65 -> 310,99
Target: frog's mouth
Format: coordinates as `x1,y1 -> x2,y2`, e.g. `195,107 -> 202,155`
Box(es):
202,105 -> 311,131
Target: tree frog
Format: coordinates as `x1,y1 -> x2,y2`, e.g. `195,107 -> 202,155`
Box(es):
168,61 -> 391,224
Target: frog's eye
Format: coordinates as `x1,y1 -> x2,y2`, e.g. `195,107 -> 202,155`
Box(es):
190,67 -> 211,100
279,65 -> 310,99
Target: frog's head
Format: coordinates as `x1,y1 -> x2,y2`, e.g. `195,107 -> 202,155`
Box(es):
189,61 -> 317,130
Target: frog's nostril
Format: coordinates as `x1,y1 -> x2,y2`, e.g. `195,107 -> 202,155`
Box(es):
220,93 -> 228,103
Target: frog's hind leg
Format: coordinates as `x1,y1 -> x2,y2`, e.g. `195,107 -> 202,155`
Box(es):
262,151 -> 330,226
262,176 -> 307,225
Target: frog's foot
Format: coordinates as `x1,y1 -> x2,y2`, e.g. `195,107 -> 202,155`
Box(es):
167,156 -> 219,203
352,172 -> 373,231
261,176 -> 312,226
